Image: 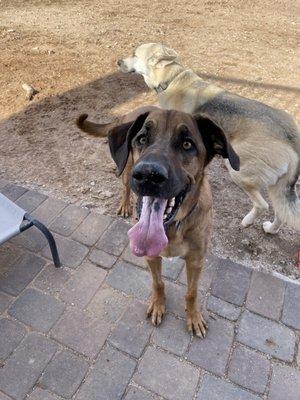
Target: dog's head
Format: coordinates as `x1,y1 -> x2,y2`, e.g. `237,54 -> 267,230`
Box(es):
117,43 -> 180,89
108,108 -> 239,258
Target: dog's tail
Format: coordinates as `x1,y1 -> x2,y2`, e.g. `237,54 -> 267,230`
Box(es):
268,164 -> 300,232
76,114 -> 114,137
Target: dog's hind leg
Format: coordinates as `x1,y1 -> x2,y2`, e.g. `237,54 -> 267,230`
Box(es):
228,163 -> 269,227
229,168 -> 269,227
146,256 -> 166,326
263,213 -> 282,234
240,187 -> 269,227
117,157 -> 133,218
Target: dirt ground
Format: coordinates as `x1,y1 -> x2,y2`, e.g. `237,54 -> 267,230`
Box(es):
0,0 -> 299,279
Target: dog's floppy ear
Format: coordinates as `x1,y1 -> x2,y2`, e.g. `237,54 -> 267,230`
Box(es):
108,112 -> 150,176
194,114 -> 240,171
148,46 -> 179,68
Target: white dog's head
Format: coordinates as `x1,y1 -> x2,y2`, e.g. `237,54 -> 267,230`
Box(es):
117,43 -> 180,89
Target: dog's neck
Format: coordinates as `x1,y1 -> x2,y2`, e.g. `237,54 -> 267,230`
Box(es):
168,173 -> 208,234
150,63 -> 186,93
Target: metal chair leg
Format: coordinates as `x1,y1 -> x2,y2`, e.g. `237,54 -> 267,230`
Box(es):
24,213 -> 61,268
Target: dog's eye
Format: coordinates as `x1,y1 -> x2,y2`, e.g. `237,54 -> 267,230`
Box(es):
182,140 -> 193,151
137,135 -> 147,145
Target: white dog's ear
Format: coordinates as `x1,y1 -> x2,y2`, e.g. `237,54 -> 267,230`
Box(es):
148,47 -> 179,68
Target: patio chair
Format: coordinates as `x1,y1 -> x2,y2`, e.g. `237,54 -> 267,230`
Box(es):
0,192 -> 60,267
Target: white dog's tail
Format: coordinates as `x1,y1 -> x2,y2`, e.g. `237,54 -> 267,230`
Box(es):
268,167 -> 300,231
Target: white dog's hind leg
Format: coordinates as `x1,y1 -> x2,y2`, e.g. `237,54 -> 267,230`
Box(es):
263,214 -> 282,234
241,188 -> 269,227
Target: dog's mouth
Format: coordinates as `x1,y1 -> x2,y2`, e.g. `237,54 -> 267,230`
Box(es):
128,189 -> 188,258
136,189 -> 186,226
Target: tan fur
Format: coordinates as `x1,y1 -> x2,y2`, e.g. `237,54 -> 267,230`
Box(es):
119,43 -> 300,233
126,109 -> 214,336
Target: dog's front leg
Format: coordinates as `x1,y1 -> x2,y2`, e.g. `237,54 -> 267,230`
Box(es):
185,256 -> 207,337
145,256 -> 165,326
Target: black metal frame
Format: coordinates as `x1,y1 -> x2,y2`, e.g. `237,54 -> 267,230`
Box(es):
20,213 -> 61,268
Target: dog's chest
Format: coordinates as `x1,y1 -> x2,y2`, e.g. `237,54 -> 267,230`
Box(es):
161,230 -> 189,258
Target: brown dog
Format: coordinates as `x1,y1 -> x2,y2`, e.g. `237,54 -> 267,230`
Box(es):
105,108 -> 239,336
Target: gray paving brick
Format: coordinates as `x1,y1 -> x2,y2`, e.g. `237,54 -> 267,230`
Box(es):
187,317 -> 234,376
0,318 -> 26,360
41,234 -> 89,268
50,205 -> 89,237
8,288 -> 65,333
76,344 -> 136,400
124,386 -> 160,400
165,280 -> 189,318
207,295 -> 241,321
282,281 -> 300,329
133,346 -> 199,400
15,190 -> 47,213
10,226 -> 47,252
71,212 -> 112,245
297,343 -> 300,366
59,262 -> 106,308
237,310 -> 296,361
0,292 -> 13,314
107,261 -> 151,300
121,245 -> 146,268
96,219 -> 130,256
152,313 -> 190,356
33,264 -> 72,294
109,300 -> 153,357
87,284 -> 131,323
246,271 -> 285,320
0,253 -> 45,296
268,364 -> 300,400
196,374 -> 261,400
1,184 -> 27,201
211,258 -> 251,305
27,388 -> 59,400
0,333 -> 58,400
178,254 -> 218,293
0,244 -> 23,272
162,257 -> 185,280
228,345 -> 270,394
89,248 -> 117,269
0,393 -> 12,400
32,197 -> 68,225
51,308 -> 110,358
41,350 -> 89,398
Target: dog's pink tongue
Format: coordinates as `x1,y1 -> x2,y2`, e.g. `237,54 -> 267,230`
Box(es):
128,197 -> 168,257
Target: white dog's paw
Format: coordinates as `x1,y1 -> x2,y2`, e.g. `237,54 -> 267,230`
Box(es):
241,213 -> 255,228
263,221 -> 279,234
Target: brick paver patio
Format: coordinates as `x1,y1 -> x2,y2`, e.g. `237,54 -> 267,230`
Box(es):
0,180 -> 299,400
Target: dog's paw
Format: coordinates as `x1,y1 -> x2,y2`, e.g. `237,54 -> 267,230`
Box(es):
187,310 -> 207,338
147,297 -> 165,326
263,221 -> 279,234
117,202 -> 132,218
241,213 -> 255,228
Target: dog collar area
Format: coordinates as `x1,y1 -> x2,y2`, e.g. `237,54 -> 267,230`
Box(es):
154,82 -> 169,93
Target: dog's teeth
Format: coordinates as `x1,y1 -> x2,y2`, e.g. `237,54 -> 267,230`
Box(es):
163,214 -> 167,220
170,197 -> 175,207
166,207 -> 172,214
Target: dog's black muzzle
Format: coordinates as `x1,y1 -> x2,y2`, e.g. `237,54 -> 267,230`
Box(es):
130,159 -> 186,200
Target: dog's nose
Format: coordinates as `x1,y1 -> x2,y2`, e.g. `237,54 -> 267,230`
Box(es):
132,162 -> 168,185
117,59 -> 123,67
